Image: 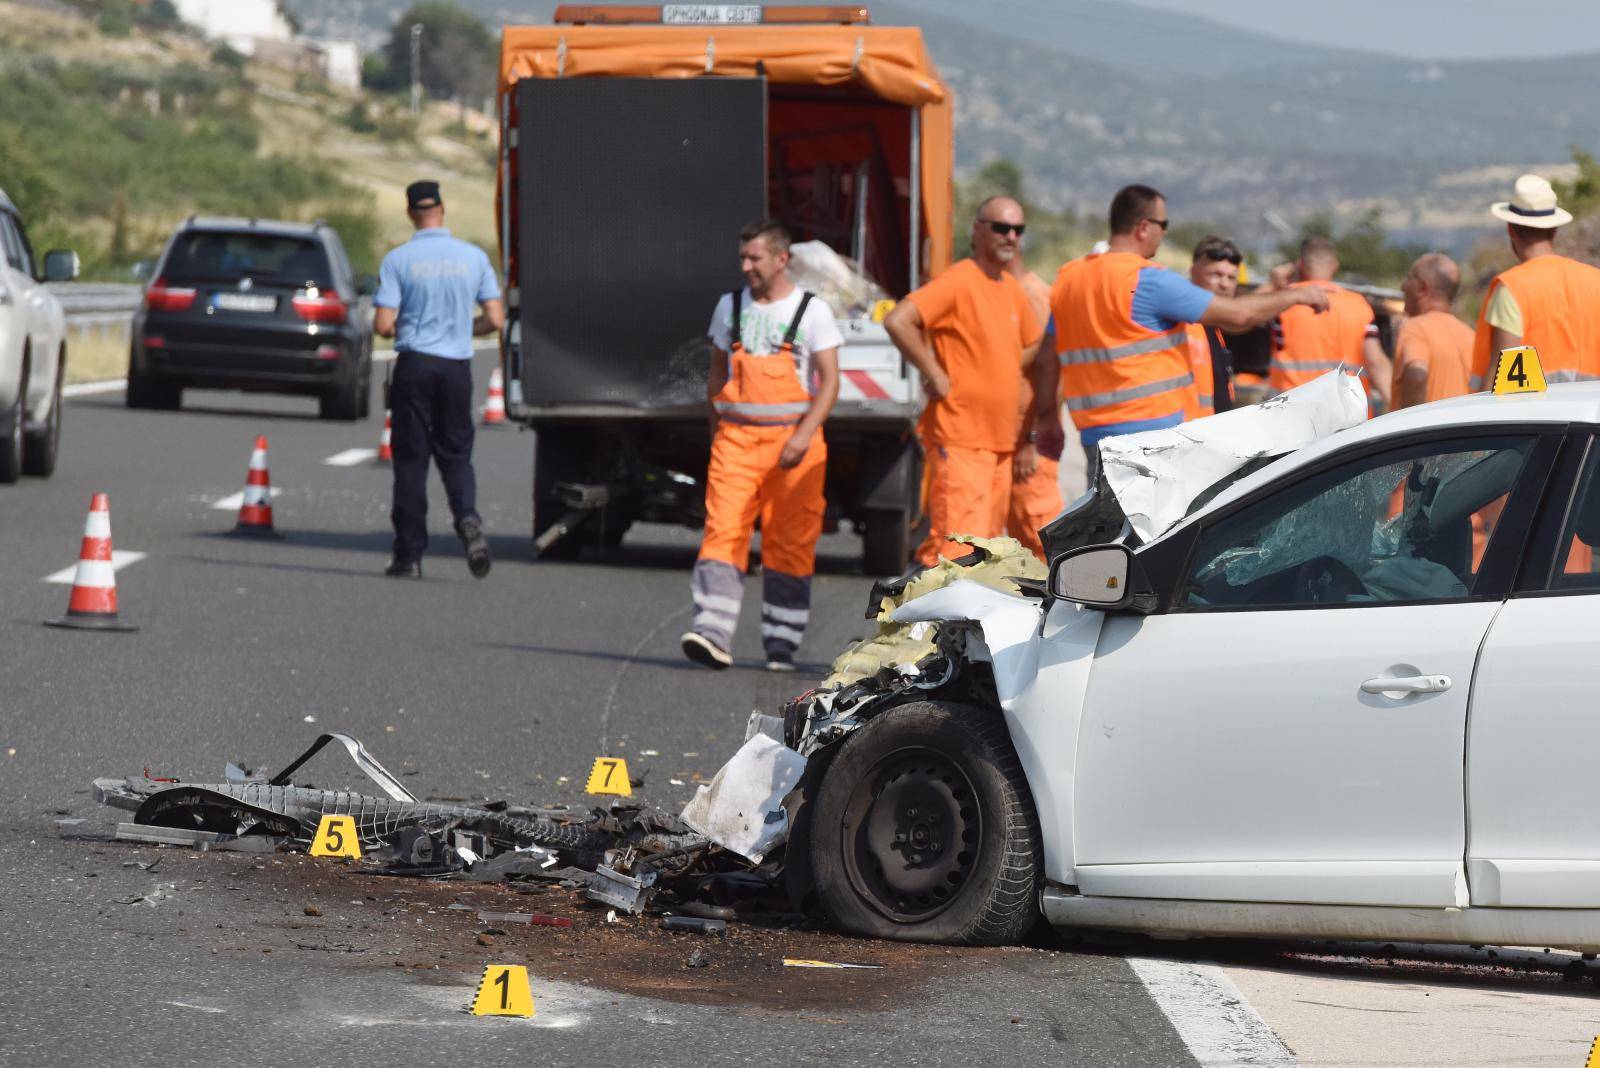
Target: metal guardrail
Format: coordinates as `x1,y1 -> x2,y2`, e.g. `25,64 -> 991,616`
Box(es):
50,283 -> 142,329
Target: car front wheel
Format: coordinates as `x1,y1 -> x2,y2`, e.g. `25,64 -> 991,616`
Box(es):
809,699 -> 1042,944
22,349 -> 62,477
0,370 -> 22,484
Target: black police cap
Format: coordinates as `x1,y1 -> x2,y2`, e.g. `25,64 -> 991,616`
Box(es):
406,180 -> 443,210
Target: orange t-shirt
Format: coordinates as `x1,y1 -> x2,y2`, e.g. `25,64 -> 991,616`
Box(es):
908,258 -> 1043,452
1393,309 -> 1474,403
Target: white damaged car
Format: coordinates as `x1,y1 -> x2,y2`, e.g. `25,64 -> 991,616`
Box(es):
788,372 -> 1600,950
0,185 -> 77,482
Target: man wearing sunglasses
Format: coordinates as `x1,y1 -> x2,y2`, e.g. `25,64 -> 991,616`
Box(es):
884,196 -> 1044,566
1052,184 -> 1329,467
1185,235 -> 1244,416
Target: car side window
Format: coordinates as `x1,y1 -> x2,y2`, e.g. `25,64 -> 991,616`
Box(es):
1181,435 -> 1537,609
0,213 -> 25,273
1548,439 -> 1600,590
10,216 -> 37,278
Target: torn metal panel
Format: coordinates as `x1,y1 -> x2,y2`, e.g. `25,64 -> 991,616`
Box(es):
269,731 -> 417,802
680,734 -> 808,864
587,864 -> 657,914
891,580 -> 1046,710
1098,370 -> 1368,543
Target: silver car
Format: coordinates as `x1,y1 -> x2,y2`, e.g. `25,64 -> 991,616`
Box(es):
0,186 -> 78,482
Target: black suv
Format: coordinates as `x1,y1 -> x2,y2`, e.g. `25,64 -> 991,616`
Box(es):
129,218 -> 374,420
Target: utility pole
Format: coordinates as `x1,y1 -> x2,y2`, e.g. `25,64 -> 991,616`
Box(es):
409,23 -> 423,114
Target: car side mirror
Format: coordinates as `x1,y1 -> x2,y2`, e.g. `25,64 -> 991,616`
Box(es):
130,259 -> 155,283
42,249 -> 79,283
356,274 -> 378,297
1049,543 -> 1136,610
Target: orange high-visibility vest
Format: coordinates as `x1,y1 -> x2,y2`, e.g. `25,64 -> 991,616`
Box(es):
1184,322 -> 1216,418
1269,281 -> 1372,393
1470,255 -> 1600,389
1051,252 -> 1194,431
712,290 -> 816,426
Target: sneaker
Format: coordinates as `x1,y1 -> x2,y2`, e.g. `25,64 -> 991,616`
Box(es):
680,631 -> 732,670
384,558 -> 422,578
765,651 -> 797,673
457,517 -> 492,579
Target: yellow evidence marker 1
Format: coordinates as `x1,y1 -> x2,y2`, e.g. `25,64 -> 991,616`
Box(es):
308,814 -> 361,859
471,964 -> 535,1018
585,756 -> 632,797
1492,345 -> 1547,395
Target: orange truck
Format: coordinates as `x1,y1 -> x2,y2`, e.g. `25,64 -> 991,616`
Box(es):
496,4 -> 952,573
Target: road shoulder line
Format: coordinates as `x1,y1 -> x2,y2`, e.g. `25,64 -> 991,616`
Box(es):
1128,956 -> 1298,1067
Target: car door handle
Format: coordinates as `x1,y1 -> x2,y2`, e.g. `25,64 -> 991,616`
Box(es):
1361,674 -> 1452,695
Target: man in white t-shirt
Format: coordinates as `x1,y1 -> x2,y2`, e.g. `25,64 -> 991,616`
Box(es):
681,219 -> 842,672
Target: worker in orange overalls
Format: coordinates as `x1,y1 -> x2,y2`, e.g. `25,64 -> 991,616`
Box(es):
1053,184 -> 1328,474
1003,251 -> 1063,561
1182,235 -> 1244,418
885,196 -> 1044,566
681,219 -> 841,673
1268,235 -> 1392,408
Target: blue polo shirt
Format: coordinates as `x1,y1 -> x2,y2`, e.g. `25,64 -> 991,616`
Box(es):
375,228 -> 500,360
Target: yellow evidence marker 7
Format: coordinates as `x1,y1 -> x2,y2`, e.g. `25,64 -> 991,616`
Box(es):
1492,345 -> 1546,395
585,756 -> 632,797
308,814 -> 361,859
471,964 -> 535,1017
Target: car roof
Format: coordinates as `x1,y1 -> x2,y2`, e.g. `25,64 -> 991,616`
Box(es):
179,216 -> 327,239
1175,382 -> 1600,533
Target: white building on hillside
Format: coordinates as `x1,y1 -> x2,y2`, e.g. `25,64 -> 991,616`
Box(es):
309,39 -> 362,92
171,0 -> 293,56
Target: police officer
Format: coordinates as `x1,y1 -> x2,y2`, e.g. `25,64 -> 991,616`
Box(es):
373,180 -> 503,578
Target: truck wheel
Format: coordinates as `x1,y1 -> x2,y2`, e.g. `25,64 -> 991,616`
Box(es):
810,699 -> 1042,945
0,361 -> 23,484
862,508 -> 912,576
22,349 -> 62,477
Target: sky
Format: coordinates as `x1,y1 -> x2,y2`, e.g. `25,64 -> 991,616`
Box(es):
1124,0 -> 1600,59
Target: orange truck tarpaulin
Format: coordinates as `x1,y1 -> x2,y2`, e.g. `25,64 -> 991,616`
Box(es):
497,24 -> 953,280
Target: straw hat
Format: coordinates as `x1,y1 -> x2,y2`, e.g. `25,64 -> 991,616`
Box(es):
1490,173 -> 1573,228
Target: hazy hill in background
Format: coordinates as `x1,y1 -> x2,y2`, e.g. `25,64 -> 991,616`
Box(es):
285,0 -> 1600,255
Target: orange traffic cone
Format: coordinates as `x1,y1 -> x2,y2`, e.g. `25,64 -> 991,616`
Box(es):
483,365 -> 506,426
233,435 -> 282,537
377,409 -> 393,464
45,493 -> 137,631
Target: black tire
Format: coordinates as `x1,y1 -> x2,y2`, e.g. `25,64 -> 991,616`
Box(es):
319,374 -> 362,421
126,362 -> 181,410
22,349 -> 62,477
0,359 -> 23,485
810,699 -> 1041,945
862,507 -> 912,576
357,359 -> 372,419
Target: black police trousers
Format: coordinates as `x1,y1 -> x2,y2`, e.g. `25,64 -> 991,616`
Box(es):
390,352 -> 479,561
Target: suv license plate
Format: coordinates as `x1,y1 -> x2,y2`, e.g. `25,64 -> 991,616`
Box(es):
213,292 -> 277,313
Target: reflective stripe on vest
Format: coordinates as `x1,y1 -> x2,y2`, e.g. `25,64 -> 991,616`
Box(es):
713,399 -> 813,423
1058,328 -> 1188,366
1269,356 -> 1346,375
1064,372 -> 1195,413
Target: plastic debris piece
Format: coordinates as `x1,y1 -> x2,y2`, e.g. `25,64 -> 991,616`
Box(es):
586,864 -> 656,914
680,734 -> 806,863
662,915 -> 726,935
680,901 -> 736,921
605,910 -> 620,924
115,823 -> 229,848
686,948 -> 708,968
477,910 -> 572,928
782,958 -> 883,969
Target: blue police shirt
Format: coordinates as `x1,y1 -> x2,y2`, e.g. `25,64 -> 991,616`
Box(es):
374,228 -> 501,360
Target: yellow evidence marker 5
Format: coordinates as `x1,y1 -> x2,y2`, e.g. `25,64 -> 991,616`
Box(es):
308,814 -> 361,859
1492,345 -> 1546,395
471,964 -> 535,1017
585,756 -> 632,797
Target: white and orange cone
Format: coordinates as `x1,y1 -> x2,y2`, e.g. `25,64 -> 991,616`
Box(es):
45,493 -> 137,631
482,365 -> 506,426
377,409 -> 393,464
233,434 -> 282,537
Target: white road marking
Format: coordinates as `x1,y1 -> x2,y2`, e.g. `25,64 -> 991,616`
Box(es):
211,488 -> 283,511
324,448 -> 379,466
43,550 -> 147,584
163,1001 -> 226,1014
1128,956 -> 1298,1067
63,379 -> 127,398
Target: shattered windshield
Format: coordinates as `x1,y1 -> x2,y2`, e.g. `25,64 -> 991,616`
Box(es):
1182,435 -> 1535,608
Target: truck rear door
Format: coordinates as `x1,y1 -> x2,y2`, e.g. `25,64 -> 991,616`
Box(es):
510,77 -> 767,410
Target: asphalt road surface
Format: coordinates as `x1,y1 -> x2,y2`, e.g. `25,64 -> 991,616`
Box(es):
4,352 -> 1595,1067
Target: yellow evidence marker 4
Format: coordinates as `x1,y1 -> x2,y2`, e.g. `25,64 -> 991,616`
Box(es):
1492,345 -> 1547,395
308,814 -> 361,859
585,756 -> 632,797
471,964 -> 535,1017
